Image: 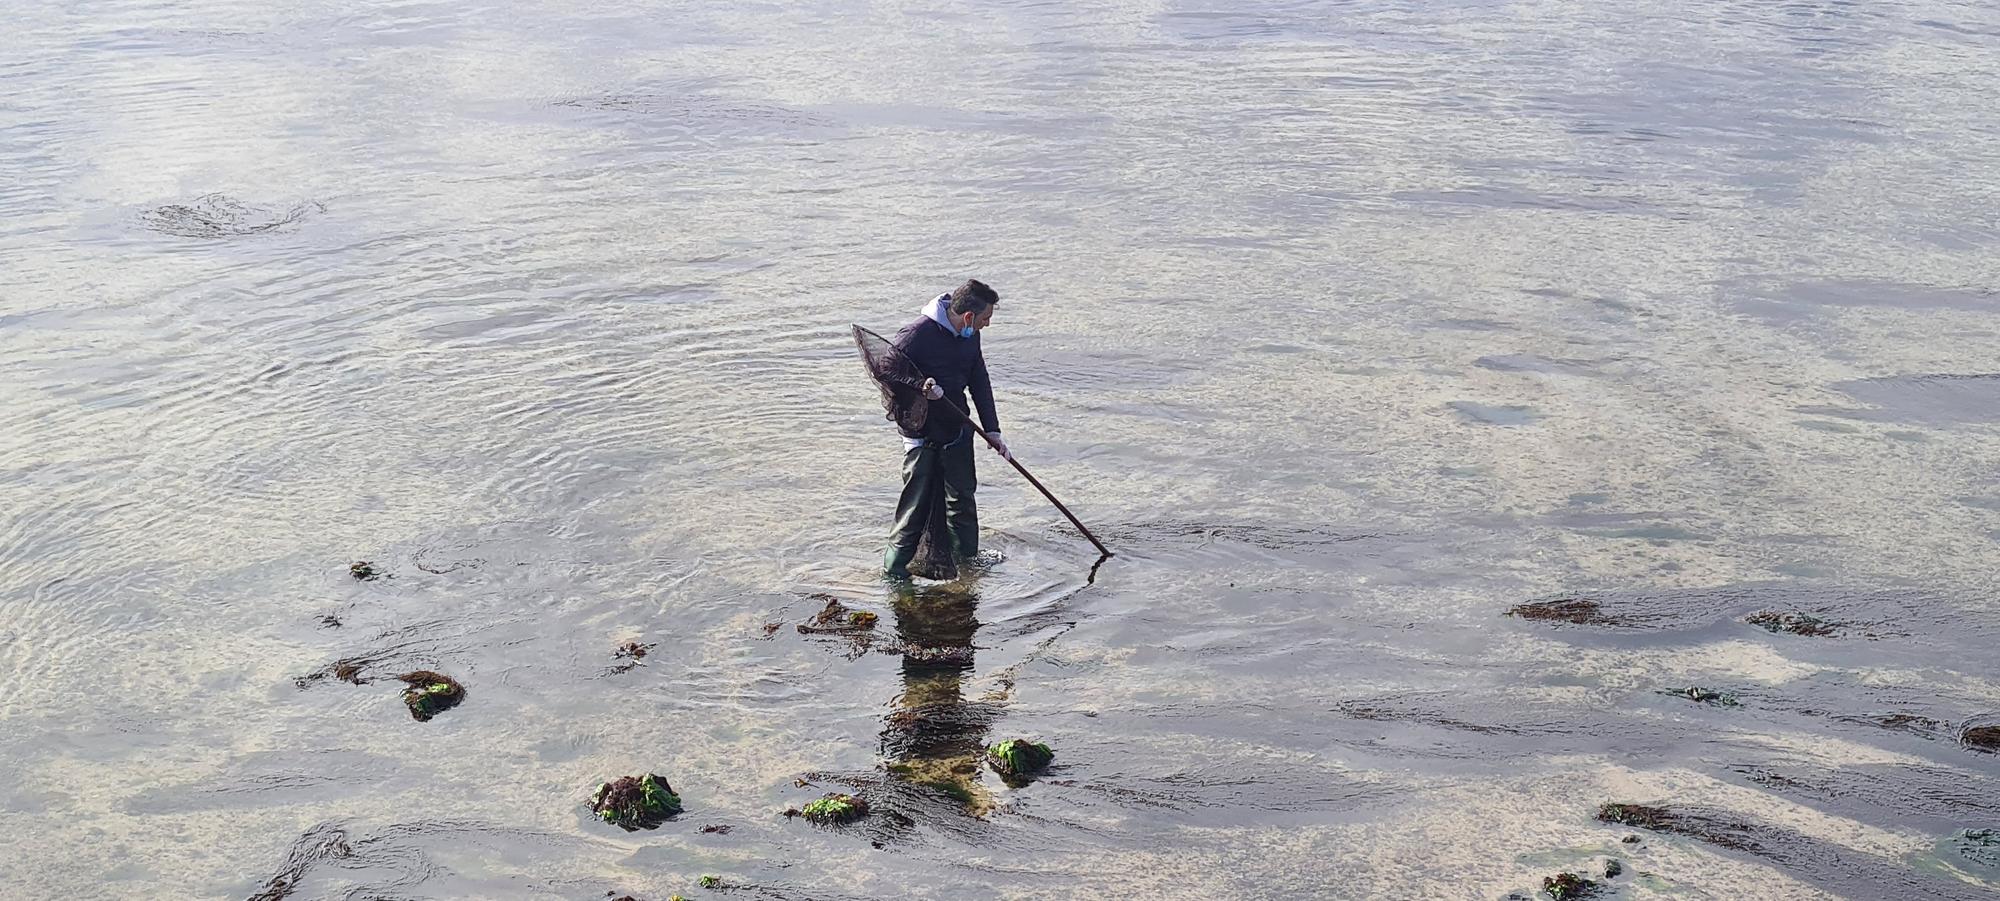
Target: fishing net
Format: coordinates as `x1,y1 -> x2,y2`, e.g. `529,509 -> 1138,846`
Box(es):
854,325 -> 960,581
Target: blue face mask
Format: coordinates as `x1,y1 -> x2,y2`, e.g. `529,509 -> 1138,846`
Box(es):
958,323 -> 975,338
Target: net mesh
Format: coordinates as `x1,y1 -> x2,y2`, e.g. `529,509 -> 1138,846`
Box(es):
854,325 -> 959,581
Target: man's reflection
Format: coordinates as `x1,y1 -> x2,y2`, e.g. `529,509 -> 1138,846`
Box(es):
878,582 -> 999,814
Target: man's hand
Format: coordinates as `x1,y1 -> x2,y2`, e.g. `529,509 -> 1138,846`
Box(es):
987,431 -> 1012,461
921,378 -> 944,400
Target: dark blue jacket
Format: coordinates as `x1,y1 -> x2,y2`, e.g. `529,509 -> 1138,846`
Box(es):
892,315 -> 999,444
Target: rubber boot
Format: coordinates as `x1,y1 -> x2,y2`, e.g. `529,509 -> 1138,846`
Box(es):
950,520 -> 978,560
884,544 -> 916,580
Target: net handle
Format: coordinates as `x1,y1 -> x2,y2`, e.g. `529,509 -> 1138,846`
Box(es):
915,369 -> 1115,562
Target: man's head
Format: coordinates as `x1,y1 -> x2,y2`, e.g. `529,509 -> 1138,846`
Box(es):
940,280 -> 996,332
948,279 -> 999,332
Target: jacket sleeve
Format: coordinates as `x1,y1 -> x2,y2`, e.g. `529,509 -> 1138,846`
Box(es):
968,340 -> 1001,434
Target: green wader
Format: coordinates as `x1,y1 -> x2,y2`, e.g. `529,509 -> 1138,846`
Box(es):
885,432 -> 978,576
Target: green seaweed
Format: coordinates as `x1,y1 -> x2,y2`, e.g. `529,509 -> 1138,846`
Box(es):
395,671 -> 463,721
985,738 -> 1054,778
349,560 -> 381,581
798,792 -> 869,824
699,875 -> 721,888
1541,872 -> 1596,900
591,773 -> 682,829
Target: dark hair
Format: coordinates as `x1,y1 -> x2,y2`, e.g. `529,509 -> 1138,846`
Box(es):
948,279 -> 999,315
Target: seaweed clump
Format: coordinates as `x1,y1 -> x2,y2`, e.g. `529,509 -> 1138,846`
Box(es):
1595,803 -> 1763,853
986,738 -> 1054,782
1662,686 -> 1739,707
350,560 -> 382,581
1507,598 -> 1607,625
397,671 -> 464,721
591,773 -> 681,830
614,641 -> 654,660
1597,803 -> 1670,829
798,596 -> 878,634
1541,872 -> 1596,900
792,793 -> 869,824
1746,611 -> 1838,637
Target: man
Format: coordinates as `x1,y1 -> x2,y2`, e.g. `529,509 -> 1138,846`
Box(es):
884,279 -> 1012,579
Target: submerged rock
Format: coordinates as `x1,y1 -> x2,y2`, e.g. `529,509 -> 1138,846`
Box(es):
350,561 -> 382,581
986,739 -> 1055,781
1962,724 -> 2000,753
591,773 -> 681,829
798,596 -> 878,634
396,671 -> 464,721
885,757 -> 995,816
140,193 -> 322,238
1507,598 -> 1607,625
794,792 -> 869,824
1946,828 -> 2000,870
1663,686 -> 1739,707
1837,711 -> 1947,738
614,640 -> 654,660
1745,611 -> 1839,637
1541,872 -> 1596,900
1602,859 -> 1622,878
1596,802 -> 1763,853
925,778 -> 978,807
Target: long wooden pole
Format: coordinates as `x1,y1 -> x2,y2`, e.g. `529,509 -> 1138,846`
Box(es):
935,400 -> 1113,560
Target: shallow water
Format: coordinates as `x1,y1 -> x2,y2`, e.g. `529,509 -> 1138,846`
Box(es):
4,0 -> 2000,898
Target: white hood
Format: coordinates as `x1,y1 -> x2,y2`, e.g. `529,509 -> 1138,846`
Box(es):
922,293 -> 957,335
